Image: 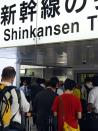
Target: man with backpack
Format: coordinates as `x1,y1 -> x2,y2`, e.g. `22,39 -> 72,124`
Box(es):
9,88 -> 30,131
0,66 -> 19,131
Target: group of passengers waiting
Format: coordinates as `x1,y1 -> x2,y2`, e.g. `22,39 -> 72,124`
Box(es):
14,74 -> 98,131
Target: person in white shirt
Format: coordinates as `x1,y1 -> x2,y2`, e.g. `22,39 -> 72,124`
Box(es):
81,77 -> 93,101
9,89 -> 30,131
20,80 -> 28,96
88,75 -> 98,131
88,75 -> 98,113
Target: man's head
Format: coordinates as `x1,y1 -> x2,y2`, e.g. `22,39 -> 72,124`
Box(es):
64,79 -> 76,91
84,77 -> 92,84
23,80 -> 28,86
36,78 -> 45,85
92,75 -> 98,87
1,66 -> 16,84
84,77 -> 93,88
49,77 -> 59,89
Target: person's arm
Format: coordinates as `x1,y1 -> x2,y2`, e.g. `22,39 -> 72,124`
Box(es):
77,112 -> 82,119
88,90 -> 95,112
53,111 -> 58,129
52,97 -> 58,130
54,112 -> 57,117
76,98 -> 82,119
20,90 -> 30,112
81,86 -> 86,100
11,89 -> 19,116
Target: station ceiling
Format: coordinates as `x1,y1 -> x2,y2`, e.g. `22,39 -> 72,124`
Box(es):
0,39 -> 98,68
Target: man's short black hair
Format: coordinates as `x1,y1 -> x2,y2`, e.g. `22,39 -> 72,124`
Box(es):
36,78 -> 45,84
92,75 -> 98,86
84,77 -> 92,83
64,79 -> 76,90
1,66 -> 16,80
49,77 -> 59,88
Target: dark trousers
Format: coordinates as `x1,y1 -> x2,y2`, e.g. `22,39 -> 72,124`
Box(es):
0,126 -> 9,131
37,117 -> 57,131
9,121 -> 22,131
80,113 -> 98,131
37,125 -> 56,131
37,126 -> 48,131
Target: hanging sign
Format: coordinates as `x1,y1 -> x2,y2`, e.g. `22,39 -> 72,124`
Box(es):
37,0 -> 98,44
0,0 -> 37,47
0,0 -> 98,47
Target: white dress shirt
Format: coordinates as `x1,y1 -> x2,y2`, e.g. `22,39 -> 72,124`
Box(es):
12,90 -> 30,124
88,86 -> 98,113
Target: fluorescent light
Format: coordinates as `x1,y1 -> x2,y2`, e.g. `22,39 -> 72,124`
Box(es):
57,52 -> 67,64
20,65 -> 46,69
20,69 -> 25,74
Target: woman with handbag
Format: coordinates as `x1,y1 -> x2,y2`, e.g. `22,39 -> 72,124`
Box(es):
52,79 -> 82,131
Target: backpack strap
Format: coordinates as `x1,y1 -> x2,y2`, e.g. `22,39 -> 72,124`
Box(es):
0,91 -> 8,128
10,88 -> 21,123
0,93 -> 10,127
15,89 -> 22,112
0,85 -> 16,127
1,85 -> 15,95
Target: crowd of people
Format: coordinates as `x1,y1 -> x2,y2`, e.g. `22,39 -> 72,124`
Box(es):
20,73 -> 98,131
0,66 -> 98,131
